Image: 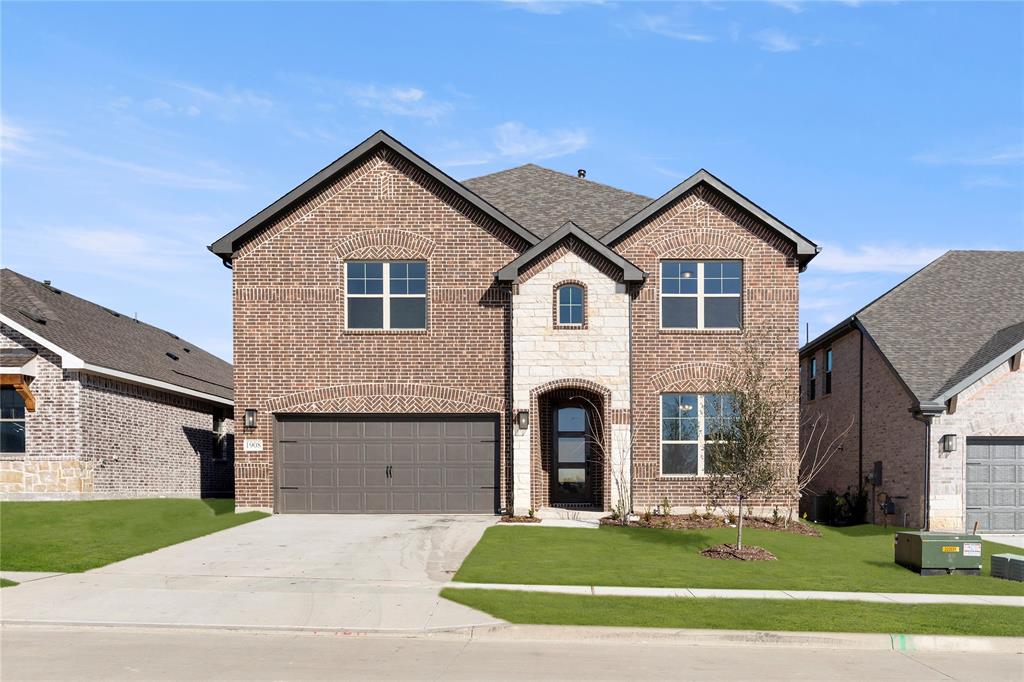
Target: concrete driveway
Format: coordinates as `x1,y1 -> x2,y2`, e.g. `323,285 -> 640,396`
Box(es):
1,515 -> 502,632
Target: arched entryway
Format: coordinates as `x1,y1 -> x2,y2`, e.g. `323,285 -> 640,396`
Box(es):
530,381 -> 611,510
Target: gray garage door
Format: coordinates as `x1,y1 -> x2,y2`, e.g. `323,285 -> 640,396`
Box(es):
275,415 -> 498,514
966,437 -> 1024,532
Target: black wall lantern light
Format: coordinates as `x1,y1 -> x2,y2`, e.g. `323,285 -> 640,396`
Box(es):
941,434 -> 957,453
516,410 -> 530,430
244,409 -> 257,430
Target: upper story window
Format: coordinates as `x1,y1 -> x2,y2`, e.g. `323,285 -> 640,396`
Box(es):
661,393 -> 738,476
556,284 -> 584,327
807,357 -> 817,400
824,348 -> 833,395
661,260 -> 742,329
346,261 -> 426,330
0,386 -> 26,454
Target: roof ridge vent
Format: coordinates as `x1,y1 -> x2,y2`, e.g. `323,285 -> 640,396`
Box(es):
100,306 -> 122,318
577,169 -> 586,179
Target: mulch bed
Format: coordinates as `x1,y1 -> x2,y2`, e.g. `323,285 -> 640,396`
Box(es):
700,544 -> 777,561
600,514 -> 821,537
499,515 -> 542,524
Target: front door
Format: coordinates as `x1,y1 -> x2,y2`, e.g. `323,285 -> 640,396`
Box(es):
552,404 -> 590,504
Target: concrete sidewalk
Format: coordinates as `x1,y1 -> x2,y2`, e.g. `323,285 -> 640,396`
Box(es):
446,582 -> 1024,607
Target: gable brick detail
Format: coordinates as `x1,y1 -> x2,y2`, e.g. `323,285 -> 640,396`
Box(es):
649,362 -> 736,393
642,226 -> 754,261
267,383 -> 505,413
332,229 -> 437,260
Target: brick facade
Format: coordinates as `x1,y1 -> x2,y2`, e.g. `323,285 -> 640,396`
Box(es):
800,329 -> 926,527
0,323 -> 231,499
228,150 -> 806,515
614,187 -> 801,513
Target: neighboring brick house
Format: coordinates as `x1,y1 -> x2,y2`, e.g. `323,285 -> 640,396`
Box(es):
0,269 -> 234,499
210,130 -> 819,515
799,251 -> 1024,532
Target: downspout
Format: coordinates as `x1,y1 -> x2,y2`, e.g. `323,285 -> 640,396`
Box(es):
858,330 -> 864,496
923,418 -> 931,531
627,281 -> 635,514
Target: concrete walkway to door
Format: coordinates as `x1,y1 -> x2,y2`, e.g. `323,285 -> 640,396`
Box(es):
0,515 -> 504,632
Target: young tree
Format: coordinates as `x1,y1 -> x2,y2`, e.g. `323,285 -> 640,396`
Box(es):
569,396 -> 635,522
784,412 -> 854,527
704,342 -> 787,550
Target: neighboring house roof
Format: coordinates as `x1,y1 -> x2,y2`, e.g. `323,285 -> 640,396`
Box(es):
496,221 -> 645,283
463,164 -> 653,239
801,250 -> 1024,408
209,130 -> 539,260
1,269 -> 233,405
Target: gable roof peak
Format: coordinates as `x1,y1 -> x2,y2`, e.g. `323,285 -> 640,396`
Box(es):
208,129 -> 539,260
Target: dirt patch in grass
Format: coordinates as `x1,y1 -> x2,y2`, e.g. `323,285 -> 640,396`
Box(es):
500,515 -> 542,524
601,515 -> 821,537
701,544 -> 777,561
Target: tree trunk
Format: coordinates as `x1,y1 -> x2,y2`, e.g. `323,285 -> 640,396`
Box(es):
737,497 -> 744,550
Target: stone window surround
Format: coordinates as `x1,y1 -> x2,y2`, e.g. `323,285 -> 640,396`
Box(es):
342,259 -> 429,334
551,279 -> 589,330
658,259 -> 744,331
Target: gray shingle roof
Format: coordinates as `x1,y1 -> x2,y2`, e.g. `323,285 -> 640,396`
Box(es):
856,251 -> 1024,402
463,164 -> 652,238
1,269 -> 232,402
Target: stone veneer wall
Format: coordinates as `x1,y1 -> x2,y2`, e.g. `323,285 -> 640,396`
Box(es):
928,358 -> 1024,531
511,248 -> 630,514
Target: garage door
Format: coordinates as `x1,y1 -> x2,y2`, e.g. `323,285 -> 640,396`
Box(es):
275,415 -> 498,514
966,437 -> 1024,532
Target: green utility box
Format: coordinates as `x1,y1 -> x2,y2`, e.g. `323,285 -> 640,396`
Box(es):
894,532 -> 983,576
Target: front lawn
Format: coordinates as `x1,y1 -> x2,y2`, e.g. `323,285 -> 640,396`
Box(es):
454,524 -> 1024,596
0,498 -> 268,572
442,589 -> 1024,637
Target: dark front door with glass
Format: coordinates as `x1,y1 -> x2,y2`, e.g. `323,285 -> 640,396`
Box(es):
551,404 -> 590,504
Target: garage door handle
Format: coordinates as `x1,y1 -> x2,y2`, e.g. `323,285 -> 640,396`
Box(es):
280,486 -> 299,490
966,506 -> 982,510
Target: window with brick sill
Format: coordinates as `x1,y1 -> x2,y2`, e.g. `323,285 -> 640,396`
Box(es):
807,357 -> 817,401
345,261 -> 426,330
660,393 -> 737,476
661,260 -> 742,330
0,386 -> 26,454
824,348 -> 833,395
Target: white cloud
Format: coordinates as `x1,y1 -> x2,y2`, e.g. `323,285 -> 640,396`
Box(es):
754,29 -> 801,52
502,0 -> 607,14
494,122 -> 589,160
60,228 -> 194,271
635,13 -> 713,42
962,175 -> 1016,189
912,144 -> 1024,167
65,148 -> 246,191
1,116 -> 34,155
170,82 -> 273,110
769,1 -> 804,13
812,243 -> 948,273
346,84 -> 452,120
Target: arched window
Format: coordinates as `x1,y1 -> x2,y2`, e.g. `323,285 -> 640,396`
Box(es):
556,284 -> 584,326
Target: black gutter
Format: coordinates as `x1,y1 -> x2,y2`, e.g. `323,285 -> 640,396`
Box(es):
858,330 -> 864,496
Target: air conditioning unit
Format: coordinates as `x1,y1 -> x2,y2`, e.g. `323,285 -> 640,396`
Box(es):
990,553 -> 1024,582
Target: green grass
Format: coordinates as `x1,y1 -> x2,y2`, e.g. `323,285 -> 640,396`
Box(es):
442,589 -> 1024,637
0,579 -> 18,588
0,498 -> 268,572
454,524 -> 1024,596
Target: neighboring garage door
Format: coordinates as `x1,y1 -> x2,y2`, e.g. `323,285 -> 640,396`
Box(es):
966,436 -> 1024,532
275,415 -> 498,514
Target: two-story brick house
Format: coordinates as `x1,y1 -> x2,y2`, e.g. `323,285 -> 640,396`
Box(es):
210,131 -> 818,515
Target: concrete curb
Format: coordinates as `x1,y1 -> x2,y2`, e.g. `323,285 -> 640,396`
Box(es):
445,582 -> 1024,607
3,621 -> 1021,654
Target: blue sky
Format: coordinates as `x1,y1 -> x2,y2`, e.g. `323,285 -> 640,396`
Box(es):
2,1 -> 1021,361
